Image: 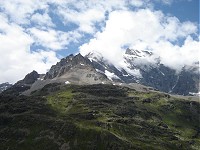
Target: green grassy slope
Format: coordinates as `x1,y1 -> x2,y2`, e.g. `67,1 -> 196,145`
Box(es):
0,84 -> 199,150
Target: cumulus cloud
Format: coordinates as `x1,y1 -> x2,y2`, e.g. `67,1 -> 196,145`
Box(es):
28,28 -> 81,51
31,12 -> 55,28
152,36 -> 199,70
0,0 -> 152,84
58,8 -> 105,34
0,13 -> 59,83
55,0 -> 155,34
0,0 -> 82,83
0,0 -> 48,24
79,9 -> 199,72
0,0 -> 199,83
55,0 -> 119,33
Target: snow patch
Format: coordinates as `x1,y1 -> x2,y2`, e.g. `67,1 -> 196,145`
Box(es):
65,81 -> 71,84
170,75 -> 179,92
189,92 -> 200,96
37,77 -> 44,81
105,70 -> 120,81
159,70 -> 165,76
136,80 -> 140,83
96,69 -> 104,74
118,60 -> 142,78
122,74 -> 130,77
88,58 -> 93,62
125,68 -> 141,78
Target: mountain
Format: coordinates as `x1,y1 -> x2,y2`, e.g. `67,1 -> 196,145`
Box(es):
1,52 -> 199,150
4,70 -> 45,96
19,54 -> 111,95
16,70 -> 40,85
44,53 -> 109,84
3,51 -> 198,96
85,49 -> 199,95
0,82 -> 12,93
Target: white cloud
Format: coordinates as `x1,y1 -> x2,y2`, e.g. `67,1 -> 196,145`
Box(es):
129,0 -> 144,7
57,7 -> 105,34
162,17 -> 197,41
55,0 -> 151,34
0,13 -> 59,84
152,36 -> 200,71
29,28 -> 67,50
28,28 -> 81,50
31,12 -> 55,28
79,9 -> 199,72
0,0 -> 48,24
0,0 -> 199,84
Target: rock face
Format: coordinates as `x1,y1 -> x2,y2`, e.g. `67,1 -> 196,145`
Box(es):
86,52 -> 138,83
171,68 -> 199,95
16,70 -> 40,85
43,53 -> 109,85
22,54 -> 111,95
9,52 -> 198,96
0,82 -> 12,93
44,54 -> 92,79
3,71 -> 45,96
85,49 -> 199,95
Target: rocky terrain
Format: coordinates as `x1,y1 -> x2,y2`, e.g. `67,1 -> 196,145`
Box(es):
6,52 -> 198,96
20,54 -> 111,95
86,49 -> 199,96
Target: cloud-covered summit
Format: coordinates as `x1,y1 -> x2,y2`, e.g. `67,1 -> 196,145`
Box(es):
0,0 -> 199,83
80,8 -> 199,72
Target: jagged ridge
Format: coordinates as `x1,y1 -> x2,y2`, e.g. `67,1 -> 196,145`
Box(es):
85,49 -> 199,95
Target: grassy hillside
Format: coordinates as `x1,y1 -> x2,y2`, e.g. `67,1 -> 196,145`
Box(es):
0,84 -> 199,150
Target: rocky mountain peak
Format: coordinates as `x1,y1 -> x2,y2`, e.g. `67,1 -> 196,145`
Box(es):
125,48 -> 152,58
16,70 -> 39,85
2,70 -> 41,96
125,48 -> 141,56
85,51 -> 105,63
5,51 -> 198,96
44,53 -> 93,79
73,53 -> 92,65
56,53 -> 90,66
83,49 -> 199,95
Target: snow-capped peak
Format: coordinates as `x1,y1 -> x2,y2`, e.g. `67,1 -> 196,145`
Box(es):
123,48 -> 159,71
83,49 -> 199,96
125,48 -> 152,58
86,51 -> 104,62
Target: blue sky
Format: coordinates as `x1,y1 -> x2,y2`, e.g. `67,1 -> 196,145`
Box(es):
156,0 -> 199,22
0,0 -> 199,83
